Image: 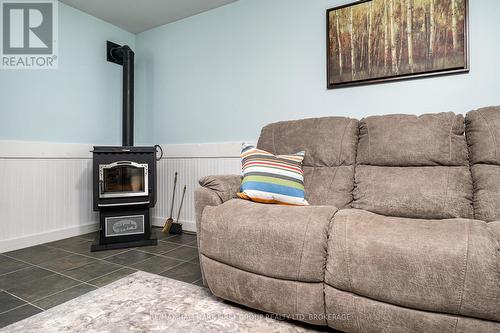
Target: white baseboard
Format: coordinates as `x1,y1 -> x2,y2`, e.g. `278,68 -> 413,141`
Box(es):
152,217 -> 196,233
0,222 -> 98,253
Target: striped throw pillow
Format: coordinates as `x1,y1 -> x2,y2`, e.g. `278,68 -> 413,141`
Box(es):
237,144 -> 309,206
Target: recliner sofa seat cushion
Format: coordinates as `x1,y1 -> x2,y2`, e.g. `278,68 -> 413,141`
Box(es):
353,165 -> 473,219
257,117 -> 359,207
325,209 -> 500,322
199,199 -> 337,282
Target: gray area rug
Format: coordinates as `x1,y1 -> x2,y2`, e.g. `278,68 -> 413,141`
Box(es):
1,271 -> 324,332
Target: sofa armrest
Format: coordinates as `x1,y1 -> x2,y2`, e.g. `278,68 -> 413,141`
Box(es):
195,174 -> 241,286
198,174 -> 242,202
195,174 -> 242,235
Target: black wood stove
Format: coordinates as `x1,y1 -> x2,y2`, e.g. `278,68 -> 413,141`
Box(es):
91,41 -> 159,251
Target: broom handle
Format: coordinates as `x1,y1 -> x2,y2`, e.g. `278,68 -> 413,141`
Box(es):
175,185 -> 187,223
169,172 -> 178,219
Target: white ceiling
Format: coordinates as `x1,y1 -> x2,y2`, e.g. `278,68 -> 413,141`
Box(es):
59,0 -> 238,34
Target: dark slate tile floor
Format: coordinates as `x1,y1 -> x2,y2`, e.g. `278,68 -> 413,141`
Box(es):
0,228 -> 202,328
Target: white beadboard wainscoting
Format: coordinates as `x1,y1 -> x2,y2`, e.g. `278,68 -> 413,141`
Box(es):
152,156 -> 240,232
152,142 -> 244,231
0,141 -> 98,253
0,141 -> 244,252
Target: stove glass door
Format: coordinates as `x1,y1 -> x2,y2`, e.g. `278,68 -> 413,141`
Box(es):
99,161 -> 148,198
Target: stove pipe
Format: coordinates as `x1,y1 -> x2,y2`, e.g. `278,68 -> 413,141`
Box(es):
107,41 -> 134,147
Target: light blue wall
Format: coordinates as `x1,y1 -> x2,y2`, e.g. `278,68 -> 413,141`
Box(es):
2,0 -> 500,145
136,0 -> 500,145
0,2 -> 135,145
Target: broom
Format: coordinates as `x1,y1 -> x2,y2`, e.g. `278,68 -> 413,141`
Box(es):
162,172 -> 178,233
169,185 -> 186,235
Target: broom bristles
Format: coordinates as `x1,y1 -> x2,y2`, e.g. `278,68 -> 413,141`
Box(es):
162,219 -> 173,234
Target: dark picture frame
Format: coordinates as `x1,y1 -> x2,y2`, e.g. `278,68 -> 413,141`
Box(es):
326,0 -> 469,89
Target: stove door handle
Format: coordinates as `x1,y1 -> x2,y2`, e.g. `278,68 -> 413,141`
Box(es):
98,201 -> 150,207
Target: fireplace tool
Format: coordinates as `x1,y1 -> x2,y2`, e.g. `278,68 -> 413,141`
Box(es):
162,172 -> 178,233
170,185 -> 186,234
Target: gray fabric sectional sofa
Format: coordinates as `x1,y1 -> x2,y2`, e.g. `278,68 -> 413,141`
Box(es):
194,107 -> 500,333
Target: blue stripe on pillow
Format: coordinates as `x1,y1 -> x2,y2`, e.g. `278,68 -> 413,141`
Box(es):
240,181 -> 305,198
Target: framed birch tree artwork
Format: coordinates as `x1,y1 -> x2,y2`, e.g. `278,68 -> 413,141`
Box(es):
326,0 -> 469,88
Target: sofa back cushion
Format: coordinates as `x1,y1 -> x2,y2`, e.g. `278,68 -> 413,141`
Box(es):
357,113 -> 468,166
257,117 -> 358,208
466,106 -> 500,221
353,112 -> 473,219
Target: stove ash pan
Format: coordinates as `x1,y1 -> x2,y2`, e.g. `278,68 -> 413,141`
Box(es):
92,146 -> 157,211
